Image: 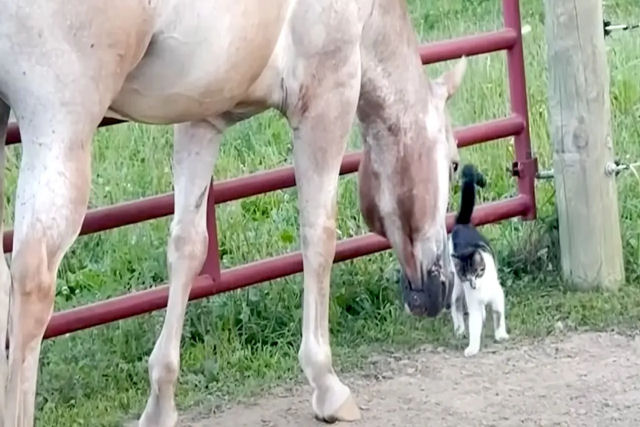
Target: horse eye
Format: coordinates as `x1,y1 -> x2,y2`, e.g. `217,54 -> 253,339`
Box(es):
451,161 -> 459,173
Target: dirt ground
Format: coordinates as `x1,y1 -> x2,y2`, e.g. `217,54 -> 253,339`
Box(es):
182,331 -> 640,426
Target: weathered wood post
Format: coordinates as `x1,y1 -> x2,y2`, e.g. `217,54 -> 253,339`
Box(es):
543,0 -> 625,290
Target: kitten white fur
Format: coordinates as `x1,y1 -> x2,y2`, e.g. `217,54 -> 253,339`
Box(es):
449,239 -> 509,357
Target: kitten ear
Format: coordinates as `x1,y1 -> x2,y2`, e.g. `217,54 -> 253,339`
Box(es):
472,250 -> 485,270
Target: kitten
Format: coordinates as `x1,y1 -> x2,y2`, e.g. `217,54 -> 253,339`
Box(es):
449,164 -> 508,357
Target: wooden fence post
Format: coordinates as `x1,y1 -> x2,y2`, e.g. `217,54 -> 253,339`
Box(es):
543,0 -> 625,290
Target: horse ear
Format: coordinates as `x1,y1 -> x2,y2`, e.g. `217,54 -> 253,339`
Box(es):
438,56 -> 467,100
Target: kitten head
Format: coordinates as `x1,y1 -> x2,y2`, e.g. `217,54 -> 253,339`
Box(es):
451,248 -> 485,289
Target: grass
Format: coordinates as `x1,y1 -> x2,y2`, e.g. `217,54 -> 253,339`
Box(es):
2,0 -> 639,425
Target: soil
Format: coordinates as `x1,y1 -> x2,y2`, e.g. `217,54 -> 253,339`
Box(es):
181,331 -> 640,426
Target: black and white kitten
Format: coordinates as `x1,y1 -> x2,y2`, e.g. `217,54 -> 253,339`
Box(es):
449,164 -> 508,357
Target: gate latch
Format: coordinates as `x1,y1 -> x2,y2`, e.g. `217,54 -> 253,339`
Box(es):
511,157 -> 538,179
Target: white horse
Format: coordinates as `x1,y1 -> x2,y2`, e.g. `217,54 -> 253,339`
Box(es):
0,0 -> 466,425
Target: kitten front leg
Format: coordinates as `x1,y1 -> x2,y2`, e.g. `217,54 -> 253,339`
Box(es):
452,303 -> 466,337
491,287 -> 509,342
464,301 -> 484,357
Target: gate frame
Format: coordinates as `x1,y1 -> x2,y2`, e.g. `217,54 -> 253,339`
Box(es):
3,0 -> 537,339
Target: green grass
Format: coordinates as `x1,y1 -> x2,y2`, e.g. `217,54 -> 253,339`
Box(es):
2,0 -> 639,425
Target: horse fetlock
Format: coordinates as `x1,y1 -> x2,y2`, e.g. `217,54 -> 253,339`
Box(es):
299,341 -> 359,422
298,340 -> 333,382
148,347 -> 180,390
141,364 -> 178,426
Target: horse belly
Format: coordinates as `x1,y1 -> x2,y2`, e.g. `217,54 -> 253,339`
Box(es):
110,0 -> 293,124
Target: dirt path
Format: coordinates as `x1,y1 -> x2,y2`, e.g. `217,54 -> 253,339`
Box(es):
182,332 -> 640,426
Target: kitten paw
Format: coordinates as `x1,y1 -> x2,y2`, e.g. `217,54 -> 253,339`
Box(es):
464,346 -> 479,357
495,331 -> 509,342
454,325 -> 465,337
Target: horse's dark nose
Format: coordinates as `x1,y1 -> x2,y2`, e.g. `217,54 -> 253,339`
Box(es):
399,262 -> 450,317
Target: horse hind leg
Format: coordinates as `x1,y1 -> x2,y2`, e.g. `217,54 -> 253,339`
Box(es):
491,286 -> 509,342
139,120 -> 221,427
0,98 -> 11,413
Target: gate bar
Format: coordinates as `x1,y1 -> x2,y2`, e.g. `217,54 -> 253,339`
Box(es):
44,195 -> 530,339
504,0 -> 537,219
419,28 -> 517,64
2,115 -> 524,252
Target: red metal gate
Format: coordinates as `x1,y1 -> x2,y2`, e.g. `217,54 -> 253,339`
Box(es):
4,0 -> 537,339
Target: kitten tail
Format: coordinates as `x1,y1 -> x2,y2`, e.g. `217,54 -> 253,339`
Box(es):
455,164 -> 482,225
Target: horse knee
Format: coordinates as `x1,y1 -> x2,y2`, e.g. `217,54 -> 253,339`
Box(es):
12,238 -> 55,298
170,228 -> 207,257
10,240 -> 56,344
168,222 -> 207,267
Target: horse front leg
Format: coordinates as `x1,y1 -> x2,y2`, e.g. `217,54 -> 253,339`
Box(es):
139,121 -> 221,427
0,99 -> 11,413
4,109 -> 99,427
287,47 -> 362,422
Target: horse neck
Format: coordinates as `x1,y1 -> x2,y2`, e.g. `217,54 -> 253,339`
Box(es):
356,0 -> 429,155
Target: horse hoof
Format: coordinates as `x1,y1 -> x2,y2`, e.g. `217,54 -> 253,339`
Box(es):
138,409 -> 178,427
464,346 -> 479,357
318,393 -> 362,423
495,332 -> 509,342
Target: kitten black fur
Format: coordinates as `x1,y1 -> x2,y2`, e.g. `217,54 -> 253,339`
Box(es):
450,164 -> 492,273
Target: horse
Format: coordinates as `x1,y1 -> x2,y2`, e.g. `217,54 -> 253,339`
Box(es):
0,0 -> 466,425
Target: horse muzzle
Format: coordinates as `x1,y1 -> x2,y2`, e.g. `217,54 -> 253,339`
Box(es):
399,257 -> 451,317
